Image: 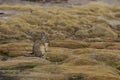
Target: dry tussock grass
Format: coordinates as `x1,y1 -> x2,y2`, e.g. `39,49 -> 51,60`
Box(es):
0,2 -> 120,80
0,40 -> 119,57
84,53 -> 120,70
50,40 -> 90,49
88,76 -> 120,80
0,43 -> 120,80
33,64 -> 120,80
51,40 -> 120,50
0,41 -> 32,57
0,2 -> 119,41
72,48 -> 98,55
63,56 -> 100,66
73,48 -> 120,55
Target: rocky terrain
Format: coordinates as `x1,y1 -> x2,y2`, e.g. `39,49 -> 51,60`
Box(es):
0,2 -> 120,80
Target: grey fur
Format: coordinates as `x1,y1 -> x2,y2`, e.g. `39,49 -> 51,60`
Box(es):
32,32 -> 49,57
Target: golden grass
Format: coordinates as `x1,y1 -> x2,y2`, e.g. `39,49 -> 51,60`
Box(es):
50,40 -> 90,49
0,2 -> 120,80
0,2 -> 119,41
0,42 -> 120,80
0,41 -> 32,57
33,64 -> 120,80
0,4 -> 41,11
0,40 -> 119,57
0,56 -> 50,68
73,48 -> 120,55
63,56 -> 100,66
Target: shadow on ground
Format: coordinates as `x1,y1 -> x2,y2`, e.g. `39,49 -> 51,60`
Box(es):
0,72 -> 17,80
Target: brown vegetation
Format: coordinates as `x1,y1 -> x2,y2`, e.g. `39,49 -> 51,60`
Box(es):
0,2 -> 120,80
